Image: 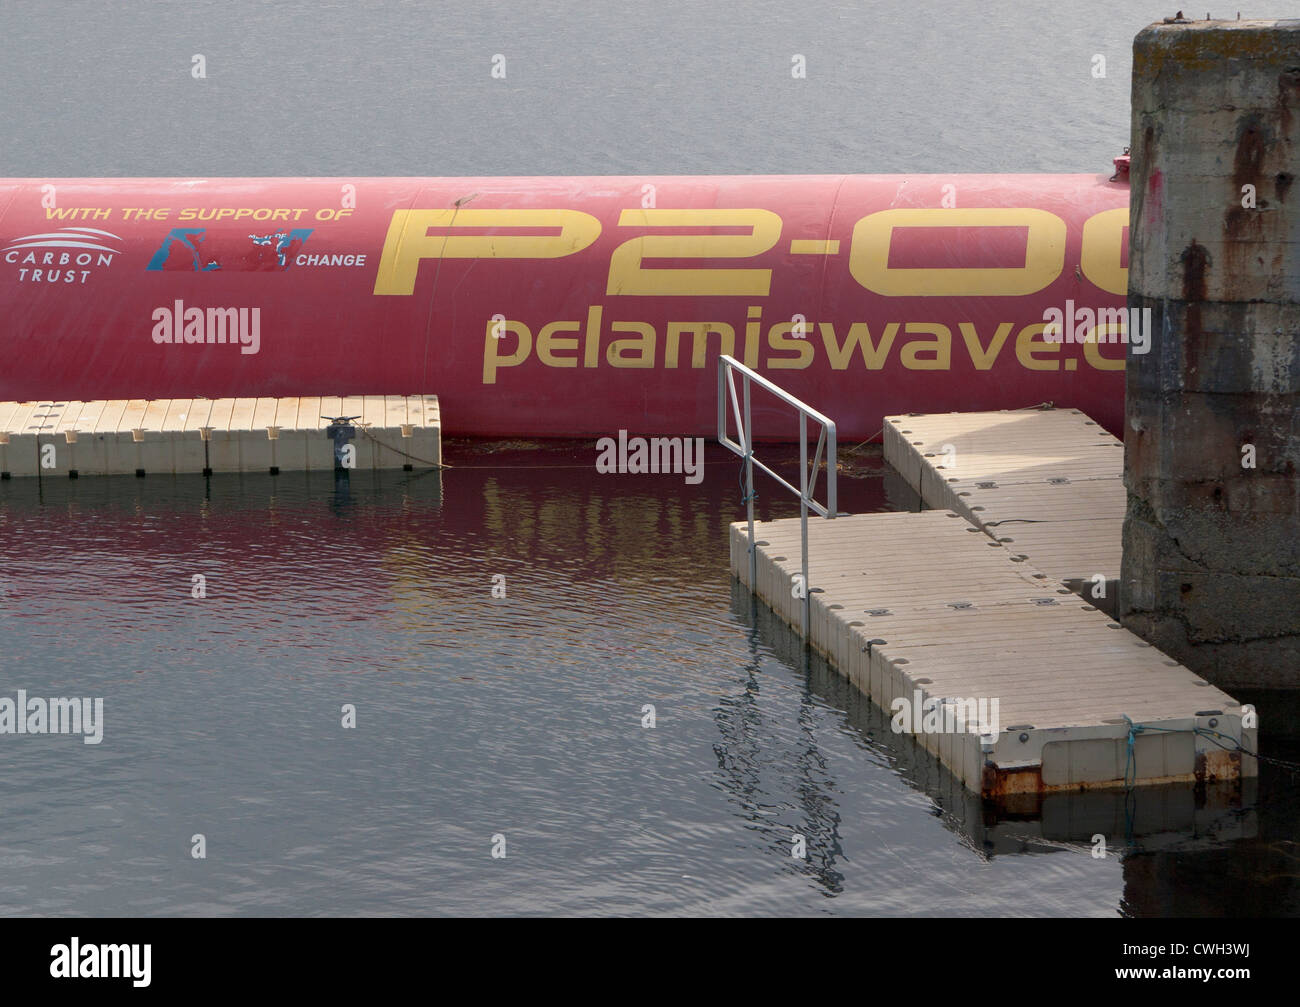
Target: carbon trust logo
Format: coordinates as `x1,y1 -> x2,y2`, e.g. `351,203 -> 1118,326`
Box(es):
3,226 -> 122,283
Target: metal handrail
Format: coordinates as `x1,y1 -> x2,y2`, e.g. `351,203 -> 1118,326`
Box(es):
717,354 -> 838,640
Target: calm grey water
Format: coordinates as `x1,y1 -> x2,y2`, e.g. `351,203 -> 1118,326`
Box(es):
2,1 -> 1298,917
0,0 -> 1226,178
2,446 -> 1297,916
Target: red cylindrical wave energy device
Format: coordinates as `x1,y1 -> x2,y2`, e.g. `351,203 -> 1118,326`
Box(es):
0,174 -> 1131,439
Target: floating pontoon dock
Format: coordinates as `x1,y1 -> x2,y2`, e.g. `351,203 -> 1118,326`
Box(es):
0,395 -> 441,477
727,401 -> 1256,798
883,408 -> 1125,610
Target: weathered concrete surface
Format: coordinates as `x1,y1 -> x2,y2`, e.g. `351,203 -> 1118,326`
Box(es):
1123,20 -> 1300,689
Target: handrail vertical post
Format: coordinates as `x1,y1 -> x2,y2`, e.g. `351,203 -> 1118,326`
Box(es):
743,374 -> 755,590
800,411 -> 810,641
827,424 -> 837,518
716,357 -> 725,452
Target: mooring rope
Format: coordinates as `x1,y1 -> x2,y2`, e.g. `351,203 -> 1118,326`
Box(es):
840,425 -> 884,456
355,426 -> 452,469
737,449 -> 759,504
1119,713 -> 1300,787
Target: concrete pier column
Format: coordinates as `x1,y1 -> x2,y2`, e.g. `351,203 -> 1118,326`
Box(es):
1123,19 -> 1300,690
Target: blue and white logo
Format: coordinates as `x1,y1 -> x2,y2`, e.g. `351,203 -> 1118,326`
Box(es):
3,226 -> 122,284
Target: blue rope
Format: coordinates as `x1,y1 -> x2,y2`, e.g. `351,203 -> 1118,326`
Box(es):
1119,714 -> 1287,790
738,450 -> 758,504
1122,714 -> 1144,789
1113,714 -> 1300,847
